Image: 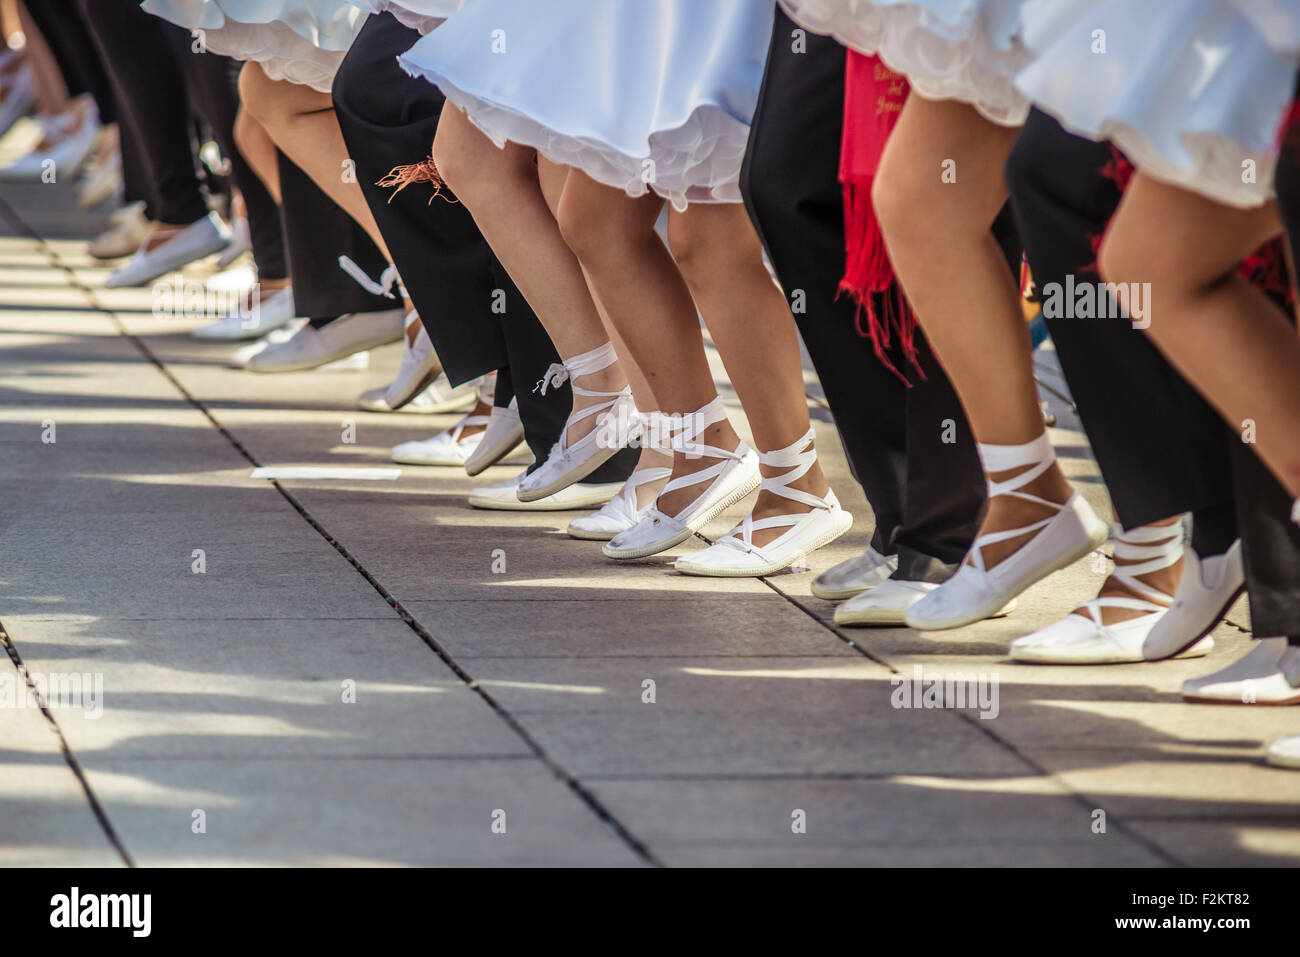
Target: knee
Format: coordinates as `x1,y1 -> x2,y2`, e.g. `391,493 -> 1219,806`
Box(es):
430,111 -> 491,205
237,62 -> 279,128
870,160 -> 933,259
556,188 -> 630,266
665,213 -> 709,289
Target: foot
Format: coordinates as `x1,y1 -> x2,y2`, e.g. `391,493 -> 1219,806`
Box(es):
104,212 -> 231,287
243,309 -> 404,372
383,311 -> 443,409
1181,640 -> 1300,705
906,433 -> 1108,631
516,342 -> 637,502
465,397 -> 527,476
1010,522 -> 1204,664
192,284 -> 296,340
567,443 -> 672,541
1265,734 -> 1300,769
391,402 -> 493,467
674,429 -> 851,577
811,546 -> 898,601
469,469 -> 621,511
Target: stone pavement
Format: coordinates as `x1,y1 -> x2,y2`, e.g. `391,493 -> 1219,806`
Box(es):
1,165 -> 1297,867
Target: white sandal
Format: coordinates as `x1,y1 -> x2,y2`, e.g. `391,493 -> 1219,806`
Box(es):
676,428 -> 852,577
516,341 -> 638,502
1010,522 -> 1209,663
906,432 -> 1108,631
604,397 -> 759,560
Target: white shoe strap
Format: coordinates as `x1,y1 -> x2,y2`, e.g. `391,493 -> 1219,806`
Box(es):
476,373 -> 495,406
338,257 -> 403,300
449,414 -> 492,442
1107,522 -> 1183,606
534,341 -> 620,396
970,432 -> 1062,573
757,427 -> 829,511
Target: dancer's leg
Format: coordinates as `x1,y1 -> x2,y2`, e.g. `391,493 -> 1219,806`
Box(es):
238,61 -> 390,261
874,97 -> 1074,568
1099,175 -> 1300,498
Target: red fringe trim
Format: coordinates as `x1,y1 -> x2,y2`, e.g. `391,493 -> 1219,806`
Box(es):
839,179 -> 923,385
376,156 -> 458,205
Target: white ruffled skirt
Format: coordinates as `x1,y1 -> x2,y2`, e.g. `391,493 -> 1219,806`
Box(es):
345,0 -> 465,36
1014,0 -> 1300,208
141,0 -> 367,91
398,0 -> 776,209
779,0 -> 1034,125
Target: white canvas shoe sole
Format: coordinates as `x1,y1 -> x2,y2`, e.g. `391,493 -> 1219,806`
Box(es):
603,466 -> 760,560
675,508 -> 853,578
469,480 -> 620,511
1011,621 -> 1214,665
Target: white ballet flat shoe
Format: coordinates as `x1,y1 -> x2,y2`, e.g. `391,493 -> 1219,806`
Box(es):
834,579 -> 1015,626
360,372 -> 479,414
604,398 -> 760,560
1181,640 -> 1300,705
1139,539 -> 1244,659
835,579 -> 937,626
468,470 -> 621,511
675,429 -> 852,578
191,285 -> 296,340
1265,734 -> 1300,769
384,312 -> 443,409
0,99 -> 99,180
391,409 -> 491,466
465,398 -> 527,476
104,211 -> 230,288
516,342 -> 638,502
810,546 -> 898,600
244,309 -> 405,372
906,433 -> 1108,631
568,461 -> 671,541
1010,522 -> 1213,664
87,201 -> 149,260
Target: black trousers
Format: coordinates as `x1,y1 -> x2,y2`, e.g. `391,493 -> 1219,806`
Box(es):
25,0 -> 117,124
332,12 -> 636,481
1007,108 -> 1300,638
79,0 -> 209,225
740,8 -> 986,582
277,151 -> 395,320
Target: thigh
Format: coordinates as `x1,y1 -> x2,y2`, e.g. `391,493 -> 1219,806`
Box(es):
238,60 -> 333,120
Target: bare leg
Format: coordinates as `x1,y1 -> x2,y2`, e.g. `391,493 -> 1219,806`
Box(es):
432,109 -> 626,446
668,202 -> 831,544
555,171 -> 740,515
237,62 -> 390,262
873,97 -> 1074,567
1099,174 -> 1300,498
233,105 -> 280,203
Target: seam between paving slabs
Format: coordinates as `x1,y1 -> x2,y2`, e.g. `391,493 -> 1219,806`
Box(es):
0,198 -> 659,868
0,623 -> 134,866
754,561 -> 1186,867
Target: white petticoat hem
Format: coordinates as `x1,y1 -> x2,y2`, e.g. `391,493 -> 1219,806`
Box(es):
780,0 -> 1032,125
399,62 -> 749,210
